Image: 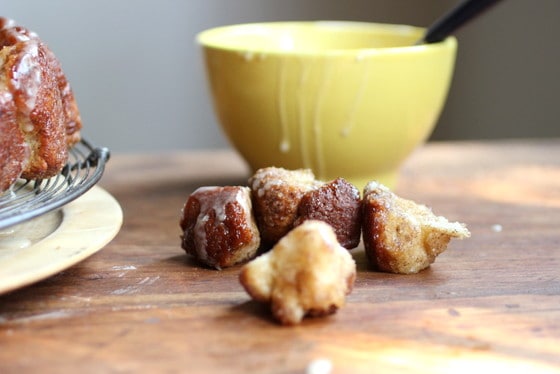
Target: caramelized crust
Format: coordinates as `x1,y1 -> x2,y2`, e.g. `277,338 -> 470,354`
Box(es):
294,178 -> 362,249
0,90 -> 26,192
0,18 -> 81,148
11,41 -> 67,180
180,186 -> 260,269
249,167 -> 322,247
43,46 -> 81,146
0,17 -> 81,190
362,181 -> 470,274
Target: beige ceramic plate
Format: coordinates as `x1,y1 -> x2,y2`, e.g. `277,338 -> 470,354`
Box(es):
0,186 -> 122,295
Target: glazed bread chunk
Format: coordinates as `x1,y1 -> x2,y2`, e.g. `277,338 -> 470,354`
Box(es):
180,186 -> 261,270
239,220 -> 356,325
362,181 -> 470,274
294,177 -> 362,249
249,167 -> 322,247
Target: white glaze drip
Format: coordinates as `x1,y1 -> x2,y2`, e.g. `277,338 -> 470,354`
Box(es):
0,210 -> 62,255
276,60 -> 290,153
279,140 -> 290,153
340,61 -> 370,138
12,42 -> 41,115
311,60 -> 332,179
297,59 -> 312,168
192,186 -> 251,260
243,51 -> 254,61
274,53 -> 370,179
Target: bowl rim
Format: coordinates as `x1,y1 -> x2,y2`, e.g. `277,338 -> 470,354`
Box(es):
196,20 -> 456,56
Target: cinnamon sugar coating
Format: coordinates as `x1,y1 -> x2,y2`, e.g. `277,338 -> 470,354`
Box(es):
249,167 -> 322,247
239,220 -> 356,325
362,181 -> 470,274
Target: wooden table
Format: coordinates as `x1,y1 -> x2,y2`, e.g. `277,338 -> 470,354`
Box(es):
1,139 -> 559,373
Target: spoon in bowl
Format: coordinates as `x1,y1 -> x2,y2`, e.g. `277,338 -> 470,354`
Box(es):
418,0 -> 504,44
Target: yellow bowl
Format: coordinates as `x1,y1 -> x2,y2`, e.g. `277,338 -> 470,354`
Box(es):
197,21 -> 457,188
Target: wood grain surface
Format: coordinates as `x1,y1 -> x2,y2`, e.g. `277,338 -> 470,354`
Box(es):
1,139 -> 559,373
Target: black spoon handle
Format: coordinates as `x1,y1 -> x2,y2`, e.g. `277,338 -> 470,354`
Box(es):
422,0 -> 504,44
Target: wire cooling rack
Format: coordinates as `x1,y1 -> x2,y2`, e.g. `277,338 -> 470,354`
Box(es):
0,139 -> 110,230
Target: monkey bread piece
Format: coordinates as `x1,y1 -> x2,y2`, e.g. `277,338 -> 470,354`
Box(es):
180,186 -> 261,270
249,167 -> 322,247
294,177 -> 362,249
239,220 -> 356,325
362,181 -> 470,274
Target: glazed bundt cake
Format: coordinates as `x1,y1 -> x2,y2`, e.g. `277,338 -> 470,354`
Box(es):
0,17 -> 81,193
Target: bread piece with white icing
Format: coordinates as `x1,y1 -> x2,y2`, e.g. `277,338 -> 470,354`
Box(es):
180,186 -> 260,270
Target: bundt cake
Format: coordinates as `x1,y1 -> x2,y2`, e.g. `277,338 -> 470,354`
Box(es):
0,17 -> 81,193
